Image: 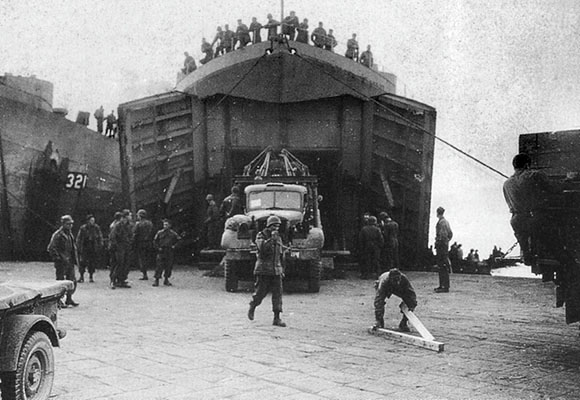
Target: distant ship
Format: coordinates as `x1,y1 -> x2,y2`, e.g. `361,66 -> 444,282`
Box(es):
0,74 -> 123,259
117,35 -> 437,267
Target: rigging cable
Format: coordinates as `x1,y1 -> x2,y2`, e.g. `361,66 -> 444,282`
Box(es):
293,51 -> 509,179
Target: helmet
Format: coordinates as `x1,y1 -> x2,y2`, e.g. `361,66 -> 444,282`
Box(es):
61,215 -> 74,224
368,216 -> 378,225
205,194 -> 214,201
266,215 -> 282,227
137,209 -> 147,218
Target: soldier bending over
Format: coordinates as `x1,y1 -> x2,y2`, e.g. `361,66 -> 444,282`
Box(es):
374,268 -> 417,332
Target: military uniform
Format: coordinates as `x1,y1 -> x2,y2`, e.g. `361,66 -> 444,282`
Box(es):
236,22 -> 251,48
76,220 -> 103,282
133,214 -> 154,280
296,20 -> 309,43
248,216 -> 286,327
360,48 -> 373,68
223,27 -> 235,52
47,216 -> 79,306
212,28 -> 224,57
381,217 -> 400,271
358,217 -> 384,279
311,25 -> 327,48
435,210 -> 453,292
109,217 -> 133,287
249,20 -> 263,44
153,225 -> 181,286
345,37 -> 359,60
264,17 -> 280,40
282,14 -> 299,40
374,269 -> 417,331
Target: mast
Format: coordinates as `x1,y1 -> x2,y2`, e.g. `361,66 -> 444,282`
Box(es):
280,0 -> 284,23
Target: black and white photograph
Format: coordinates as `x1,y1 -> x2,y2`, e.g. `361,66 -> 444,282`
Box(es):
0,0 -> 579,399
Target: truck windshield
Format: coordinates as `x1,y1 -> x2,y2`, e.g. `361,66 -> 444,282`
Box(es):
248,191 -> 302,210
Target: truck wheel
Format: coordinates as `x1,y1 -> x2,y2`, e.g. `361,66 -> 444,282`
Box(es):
308,260 -> 322,293
225,260 -> 239,292
0,331 -> 54,400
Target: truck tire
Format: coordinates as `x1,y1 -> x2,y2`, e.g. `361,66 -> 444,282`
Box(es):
0,331 -> 54,400
308,259 -> 322,293
225,260 -> 239,292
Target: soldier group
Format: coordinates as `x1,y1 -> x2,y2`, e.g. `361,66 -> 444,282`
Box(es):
93,105 -> 117,138
182,10 -> 375,74
358,211 -> 400,280
47,209 -> 183,306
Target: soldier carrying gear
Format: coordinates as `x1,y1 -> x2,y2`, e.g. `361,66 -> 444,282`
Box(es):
248,215 -> 287,327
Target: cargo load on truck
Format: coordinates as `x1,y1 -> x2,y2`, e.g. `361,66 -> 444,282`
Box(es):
221,147 -> 325,292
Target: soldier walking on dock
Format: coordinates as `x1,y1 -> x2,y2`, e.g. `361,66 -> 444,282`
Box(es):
109,209 -> 133,288
248,216 -> 287,327
152,219 -> 181,287
47,215 -> 79,307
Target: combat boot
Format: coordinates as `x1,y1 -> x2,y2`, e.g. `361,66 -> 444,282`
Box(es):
163,278 -> 172,286
78,273 -> 84,283
398,320 -> 410,333
273,312 -> 286,327
152,278 -> 159,287
248,303 -> 256,321
374,317 -> 384,329
89,274 -> 94,283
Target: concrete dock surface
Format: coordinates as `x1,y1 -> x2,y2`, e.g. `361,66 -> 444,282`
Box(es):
1,262 -> 579,400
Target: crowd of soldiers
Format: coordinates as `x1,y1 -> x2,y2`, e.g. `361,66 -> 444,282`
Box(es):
181,10 -> 375,76
357,211 -> 400,280
47,209 -> 183,307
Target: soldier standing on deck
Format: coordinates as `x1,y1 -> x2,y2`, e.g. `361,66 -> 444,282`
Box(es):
360,45 -> 374,68
358,215 -> 384,280
47,215 -> 79,307
249,17 -> 263,44
152,219 -> 182,287
236,19 -> 251,48
76,214 -> 103,283
324,29 -> 337,51
311,22 -> 327,48
282,11 -> 299,41
345,33 -> 359,61
247,215 -> 287,327
94,105 -> 104,134
223,24 -> 235,52
296,18 -> 309,44
109,209 -> 133,289
434,206 -> 453,293
264,13 -> 280,40
133,209 -> 154,281
212,26 -> 225,57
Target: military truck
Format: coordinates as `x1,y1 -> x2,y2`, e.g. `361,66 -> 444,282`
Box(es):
220,147 -> 325,292
519,129 -> 580,325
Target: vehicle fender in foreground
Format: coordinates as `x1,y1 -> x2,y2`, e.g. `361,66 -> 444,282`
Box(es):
0,314 -> 59,372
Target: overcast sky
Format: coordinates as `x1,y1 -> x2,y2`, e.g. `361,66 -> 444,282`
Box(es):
2,0 -> 580,257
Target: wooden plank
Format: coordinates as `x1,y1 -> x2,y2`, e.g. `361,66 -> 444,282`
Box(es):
368,326 -> 444,353
400,303 -> 434,341
164,169 -> 182,204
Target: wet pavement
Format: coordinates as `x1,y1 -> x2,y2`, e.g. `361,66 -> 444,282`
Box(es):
2,262 -> 580,400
